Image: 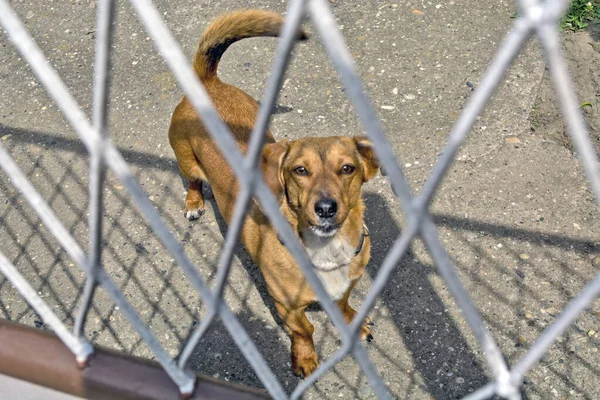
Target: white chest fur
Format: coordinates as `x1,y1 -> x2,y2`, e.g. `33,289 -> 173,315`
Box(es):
303,232 -> 355,300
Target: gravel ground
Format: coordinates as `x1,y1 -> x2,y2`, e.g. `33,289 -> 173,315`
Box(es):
1,1 -> 599,399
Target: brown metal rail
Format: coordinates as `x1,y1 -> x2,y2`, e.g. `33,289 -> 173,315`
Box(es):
0,320 -> 270,400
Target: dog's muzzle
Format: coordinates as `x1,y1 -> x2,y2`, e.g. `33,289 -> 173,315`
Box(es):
310,223 -> 339,238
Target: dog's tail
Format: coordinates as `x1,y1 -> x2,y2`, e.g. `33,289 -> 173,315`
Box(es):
193,9 -> 307,80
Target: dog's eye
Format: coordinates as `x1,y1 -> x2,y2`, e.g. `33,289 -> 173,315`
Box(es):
293,166 -> 308,176
341,164 -> 356,174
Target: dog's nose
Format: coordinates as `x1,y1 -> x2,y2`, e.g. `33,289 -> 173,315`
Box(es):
314,199 -> 337,219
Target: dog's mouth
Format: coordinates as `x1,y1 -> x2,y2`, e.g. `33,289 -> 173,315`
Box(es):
309,223 -> 340,238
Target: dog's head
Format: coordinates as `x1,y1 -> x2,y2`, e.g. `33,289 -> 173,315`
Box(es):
262,136 -> 379,237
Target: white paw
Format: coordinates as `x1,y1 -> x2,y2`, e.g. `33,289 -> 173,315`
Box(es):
185,209 -> 204,220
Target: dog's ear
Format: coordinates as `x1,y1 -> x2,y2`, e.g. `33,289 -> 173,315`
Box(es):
262,140 -> 289,198
354,136 -> 380,182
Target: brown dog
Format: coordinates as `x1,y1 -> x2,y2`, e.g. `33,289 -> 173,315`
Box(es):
168,10 -> 379,377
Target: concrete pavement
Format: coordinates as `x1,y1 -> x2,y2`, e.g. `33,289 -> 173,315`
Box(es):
1,1 -> 599,398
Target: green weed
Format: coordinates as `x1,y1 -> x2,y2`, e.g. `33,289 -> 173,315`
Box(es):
560,0 -> 600,31
530,103 -> 541,128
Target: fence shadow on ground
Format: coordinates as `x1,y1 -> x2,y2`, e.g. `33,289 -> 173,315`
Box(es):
363,192 -> 489,399
1,124 -> 599,398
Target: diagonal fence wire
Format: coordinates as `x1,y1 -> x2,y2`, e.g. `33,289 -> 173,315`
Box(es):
305,0 -> 518,395
73,0 -> 115,341
0,142 -> 195,392
177,0 -> 308,369
460,0 -> 600,397
0,1 -> 290,397
0,251 -> 94,364
129,0 -> 392,397
1,0 -> 599,398
506,0 -> 600,388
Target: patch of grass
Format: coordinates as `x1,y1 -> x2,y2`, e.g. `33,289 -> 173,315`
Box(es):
560,0 -> 600,31
530,103 -> 541,128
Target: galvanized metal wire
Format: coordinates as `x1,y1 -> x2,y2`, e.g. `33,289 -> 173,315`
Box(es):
1,0 -> 599,398
73,0 -> 115,343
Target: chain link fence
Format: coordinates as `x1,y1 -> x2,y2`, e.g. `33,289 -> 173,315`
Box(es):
0,0 -> 599,399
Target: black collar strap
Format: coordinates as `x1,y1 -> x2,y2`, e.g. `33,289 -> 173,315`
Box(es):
354,224 -> 369,257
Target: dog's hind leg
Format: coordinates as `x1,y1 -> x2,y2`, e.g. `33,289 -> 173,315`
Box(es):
172,141 -> 207,220
184,180 -> 205,220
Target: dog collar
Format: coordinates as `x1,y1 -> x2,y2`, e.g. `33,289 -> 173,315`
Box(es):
278,224 -> 369,258
354,224 -> 370,257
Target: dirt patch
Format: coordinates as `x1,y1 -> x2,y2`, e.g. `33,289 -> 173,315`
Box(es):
531,25 -> 600,153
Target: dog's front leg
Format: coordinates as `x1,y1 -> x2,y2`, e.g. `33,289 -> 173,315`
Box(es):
275,303 -> 318,378
337,284 -> 373,342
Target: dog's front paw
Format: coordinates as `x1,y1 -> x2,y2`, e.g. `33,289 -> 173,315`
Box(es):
184,208 -> 205,221
360,317 -> 373,342
292,351 -> 319,378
